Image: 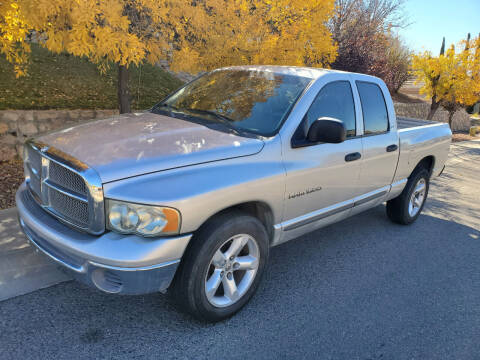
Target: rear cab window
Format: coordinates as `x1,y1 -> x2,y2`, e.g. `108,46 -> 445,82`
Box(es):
356,81 -> 389,135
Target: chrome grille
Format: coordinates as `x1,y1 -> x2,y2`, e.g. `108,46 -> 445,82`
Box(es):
23,141 -> 105,234
28,147 -> 42,171
48,189 -> 89,226
29,175 -> 42,199
25,146 -> 42,197
49,161 -> 87,195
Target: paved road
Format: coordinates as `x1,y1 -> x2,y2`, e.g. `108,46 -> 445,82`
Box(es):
1,141 -> 480,359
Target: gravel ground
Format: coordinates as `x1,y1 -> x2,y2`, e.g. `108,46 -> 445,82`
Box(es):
1,141 -> 480,359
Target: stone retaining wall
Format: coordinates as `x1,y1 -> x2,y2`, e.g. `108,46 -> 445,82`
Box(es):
394,103 -> 471,131
0,109 -> 118,161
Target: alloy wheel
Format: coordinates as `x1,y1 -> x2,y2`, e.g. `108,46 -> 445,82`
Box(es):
204,234 -> 260,308
408,178 -> 426,217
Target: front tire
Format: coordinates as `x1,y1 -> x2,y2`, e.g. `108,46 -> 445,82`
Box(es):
170,211 -> 269,322
386,167 -> 430,225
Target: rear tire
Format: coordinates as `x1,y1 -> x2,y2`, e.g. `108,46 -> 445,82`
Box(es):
386,167 -> 430,225
170,211 -> 269,322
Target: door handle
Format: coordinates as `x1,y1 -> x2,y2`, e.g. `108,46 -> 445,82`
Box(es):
345,152 -> 361,162
386,144 -> 398,152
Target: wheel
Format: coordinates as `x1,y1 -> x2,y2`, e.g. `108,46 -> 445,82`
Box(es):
170,211 -> 269,322
386,167 -> 430,225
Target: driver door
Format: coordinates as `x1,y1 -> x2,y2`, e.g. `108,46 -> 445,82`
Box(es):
280,77 -> 364,242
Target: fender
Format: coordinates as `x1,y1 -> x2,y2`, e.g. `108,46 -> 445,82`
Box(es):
103,136 -> 286,234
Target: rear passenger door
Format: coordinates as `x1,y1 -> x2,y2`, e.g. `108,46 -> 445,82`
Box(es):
355,80 -> 399,198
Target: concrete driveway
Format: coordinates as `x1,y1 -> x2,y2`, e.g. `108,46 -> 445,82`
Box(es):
0,208 -> 71,301
0,141 -> 479,359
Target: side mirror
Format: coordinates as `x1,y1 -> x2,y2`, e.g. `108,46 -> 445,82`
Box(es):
307,117 -> 346,144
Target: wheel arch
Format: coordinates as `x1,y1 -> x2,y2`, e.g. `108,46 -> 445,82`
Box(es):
195,201 -> 275,244
411,155 -> 435,178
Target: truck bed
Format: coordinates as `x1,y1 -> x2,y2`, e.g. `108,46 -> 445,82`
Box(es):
397,117 -> 438,129
394,116 -> 451,183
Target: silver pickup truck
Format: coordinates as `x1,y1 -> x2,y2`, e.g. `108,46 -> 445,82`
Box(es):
16,66 -> 451,321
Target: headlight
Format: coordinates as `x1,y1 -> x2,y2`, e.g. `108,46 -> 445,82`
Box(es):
106,199 -> 180,237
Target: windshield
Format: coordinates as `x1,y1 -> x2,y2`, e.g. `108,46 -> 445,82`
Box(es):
154,69 -> 312,137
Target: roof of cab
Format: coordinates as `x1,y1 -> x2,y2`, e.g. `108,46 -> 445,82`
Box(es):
215,65 -> 340,79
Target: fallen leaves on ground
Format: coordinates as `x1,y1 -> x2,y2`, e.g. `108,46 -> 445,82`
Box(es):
452,133 -> 478,142
0,159 -> 24,209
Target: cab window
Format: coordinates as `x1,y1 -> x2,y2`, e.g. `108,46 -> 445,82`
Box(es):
304,81 -> 356,138
356,81 -> 389,135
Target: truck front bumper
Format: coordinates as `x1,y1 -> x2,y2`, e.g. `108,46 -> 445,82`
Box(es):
16,183 -> 192,295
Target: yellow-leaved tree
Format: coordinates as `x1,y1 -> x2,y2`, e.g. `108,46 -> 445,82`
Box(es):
168,0 -> 337,72
411,35 -> 480,127
0,0 -> 29,76
0,0 -> 337,113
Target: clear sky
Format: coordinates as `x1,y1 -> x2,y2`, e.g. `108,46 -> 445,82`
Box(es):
399,0 -> 480,54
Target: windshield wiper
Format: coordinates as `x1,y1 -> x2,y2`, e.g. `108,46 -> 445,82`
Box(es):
183,108 -> 244,133
184,108 -> 234,123
153,105 -> 250,137
182,108 -> 260,138
156,103 -> 181,111
185,108 -> 247,136
153,103 -> 195,118
156,104 -> 233,124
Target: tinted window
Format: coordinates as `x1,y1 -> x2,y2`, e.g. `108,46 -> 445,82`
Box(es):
356,82 -> 389,135
304,81 -> 356,137
157,69 -> 311,137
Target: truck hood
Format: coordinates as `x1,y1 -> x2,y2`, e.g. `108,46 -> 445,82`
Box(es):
38,112 -> 264,183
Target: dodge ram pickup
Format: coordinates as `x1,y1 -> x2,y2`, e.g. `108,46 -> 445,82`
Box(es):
17,66 -> 452,321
